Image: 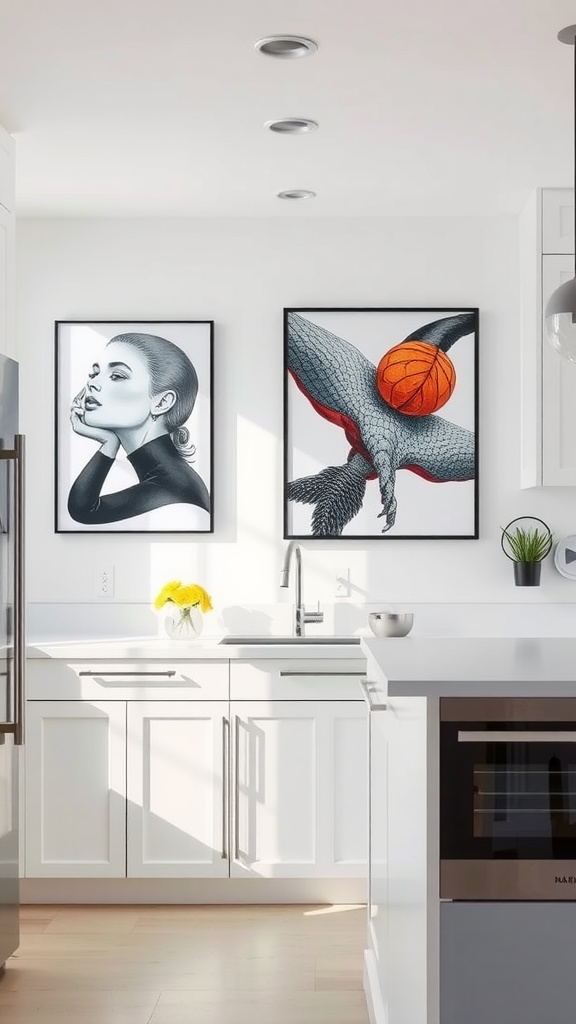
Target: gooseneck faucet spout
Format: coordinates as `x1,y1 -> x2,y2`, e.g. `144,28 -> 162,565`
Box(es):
280,541 -> 324,637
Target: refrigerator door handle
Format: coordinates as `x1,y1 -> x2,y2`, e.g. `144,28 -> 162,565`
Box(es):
0,437 -> 24,744
14,435 -> 25,746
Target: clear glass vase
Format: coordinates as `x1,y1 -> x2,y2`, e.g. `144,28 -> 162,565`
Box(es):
164,604 -> 203,640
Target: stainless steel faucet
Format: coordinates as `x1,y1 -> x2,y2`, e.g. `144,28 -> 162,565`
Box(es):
280,541 -> 324,637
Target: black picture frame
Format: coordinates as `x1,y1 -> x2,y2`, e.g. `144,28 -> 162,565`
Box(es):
55,320 -> 214,534
284,307 -> 479,540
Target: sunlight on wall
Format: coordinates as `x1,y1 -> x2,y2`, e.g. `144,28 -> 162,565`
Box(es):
149,543 -> 210,599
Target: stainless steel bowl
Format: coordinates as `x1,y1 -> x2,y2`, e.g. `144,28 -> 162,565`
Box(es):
368,612 -> 414,638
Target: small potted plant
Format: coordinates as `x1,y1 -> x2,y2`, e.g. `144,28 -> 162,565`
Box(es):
500,517 -> 553,586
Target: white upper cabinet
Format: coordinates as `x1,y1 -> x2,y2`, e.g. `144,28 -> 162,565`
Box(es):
0,206 -> 14,362
541,255 -> 576,485
0,122 -> 14,360
541,188 -> 574,254
520,188 -> 576,486
0,123 -> 15,214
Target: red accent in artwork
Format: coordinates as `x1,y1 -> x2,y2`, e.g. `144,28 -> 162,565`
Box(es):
289,370 -> 378,478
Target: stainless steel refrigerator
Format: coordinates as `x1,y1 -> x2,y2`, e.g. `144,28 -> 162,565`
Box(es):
0,354 -> 24,970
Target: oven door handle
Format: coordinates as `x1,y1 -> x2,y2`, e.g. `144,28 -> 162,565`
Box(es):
458,730 -> 576,743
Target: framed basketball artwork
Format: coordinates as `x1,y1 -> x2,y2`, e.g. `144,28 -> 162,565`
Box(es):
283,307 -> 478,539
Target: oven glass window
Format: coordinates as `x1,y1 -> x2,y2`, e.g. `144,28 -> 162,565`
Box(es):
440,723 -> 576,859
472,762 -> 576,841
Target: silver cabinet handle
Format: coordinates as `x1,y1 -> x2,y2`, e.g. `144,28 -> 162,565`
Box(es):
279,671 -> 366,678
221,717 -> 229,860
234,715 -> 240,862
359,679 -> 387,712
458,730 -> 576,743
78,670 -> 176,677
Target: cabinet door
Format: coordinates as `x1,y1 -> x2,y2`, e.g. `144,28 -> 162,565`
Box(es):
25,700 -> 126,878
542,188 -> 574,254
231,700 -> 367,879
0,123 -> 14,213
368,695 -> 389,1014
127,701 -> 229,878
541,254 -> 576,484
0,204 -> 14,360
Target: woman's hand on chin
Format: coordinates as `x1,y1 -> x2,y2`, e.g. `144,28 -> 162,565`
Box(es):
70,399 -> 120,457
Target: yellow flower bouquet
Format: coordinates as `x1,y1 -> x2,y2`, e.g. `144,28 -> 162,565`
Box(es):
154,580 -> 213,640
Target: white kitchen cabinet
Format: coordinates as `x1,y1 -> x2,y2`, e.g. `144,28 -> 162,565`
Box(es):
368,689 -> 389,1014
230,660 -> 367,879
541,188 -> 574,254
25,659 -> 229,881
0,123 -> 14,214
541,255 -> 576,484
520,187 -> 576,486
25,700 -> 127,878
127,701 -> 228,878
0,205 -> 14,362
231,699 -> 367,879
24,654 -> 368,889
0,122 -> 14,360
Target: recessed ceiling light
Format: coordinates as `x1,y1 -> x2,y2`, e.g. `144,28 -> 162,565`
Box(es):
277,189 -> 317,200
254,35 -> 318,59
265,118 -> 319,134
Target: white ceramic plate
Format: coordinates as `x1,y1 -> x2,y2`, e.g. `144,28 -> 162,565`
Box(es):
554,535 -> 576,579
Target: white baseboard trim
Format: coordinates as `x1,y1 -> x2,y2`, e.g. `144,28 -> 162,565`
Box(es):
364,948 -> 387,1024
20,877 -> 368,905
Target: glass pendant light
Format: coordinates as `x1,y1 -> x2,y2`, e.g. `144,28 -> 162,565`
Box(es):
546,25 -> 576,362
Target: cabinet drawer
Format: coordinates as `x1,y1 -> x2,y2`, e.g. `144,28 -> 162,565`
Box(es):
26,659 -> 229,700
230,659 -> 365,701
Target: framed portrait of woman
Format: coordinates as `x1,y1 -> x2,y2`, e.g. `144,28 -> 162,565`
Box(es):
55,320 -> 214,534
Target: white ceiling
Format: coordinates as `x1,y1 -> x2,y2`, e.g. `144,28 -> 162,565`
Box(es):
0,0 -> 575,218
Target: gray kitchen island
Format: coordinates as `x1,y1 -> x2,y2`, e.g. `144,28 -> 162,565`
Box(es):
360,636 -> 576,1024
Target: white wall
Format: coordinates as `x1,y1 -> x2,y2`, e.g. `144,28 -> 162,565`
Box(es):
16,214 -> 576,631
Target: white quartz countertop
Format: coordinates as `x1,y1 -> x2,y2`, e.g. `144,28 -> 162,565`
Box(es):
27,636 -> 365,661
361,636 -> 576,696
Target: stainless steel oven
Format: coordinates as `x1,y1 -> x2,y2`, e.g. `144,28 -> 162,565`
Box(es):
440,697 -> 576,900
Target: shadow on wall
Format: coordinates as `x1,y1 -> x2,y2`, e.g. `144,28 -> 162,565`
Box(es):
220,605 -> 275,636
333,603 -> 370,636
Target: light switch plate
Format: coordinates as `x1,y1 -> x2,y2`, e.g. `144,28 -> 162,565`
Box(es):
95,565 -> 115,599
335,567 -> 350,598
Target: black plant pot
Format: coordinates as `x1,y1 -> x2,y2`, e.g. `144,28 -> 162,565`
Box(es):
513,561 -> 541,587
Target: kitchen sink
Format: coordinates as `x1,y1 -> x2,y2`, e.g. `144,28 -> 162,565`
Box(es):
219,635 -> 361,645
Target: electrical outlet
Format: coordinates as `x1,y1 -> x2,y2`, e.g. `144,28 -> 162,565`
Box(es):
95,565 -> 115,599
335,567 -> 350,598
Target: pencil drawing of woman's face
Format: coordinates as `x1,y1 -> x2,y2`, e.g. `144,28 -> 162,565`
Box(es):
82,341 -> 157,430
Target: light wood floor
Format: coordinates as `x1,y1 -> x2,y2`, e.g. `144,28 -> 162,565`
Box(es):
0,904 -> 369,1023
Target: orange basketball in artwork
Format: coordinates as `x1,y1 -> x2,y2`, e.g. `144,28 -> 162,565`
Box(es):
376,340 -> 456,416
